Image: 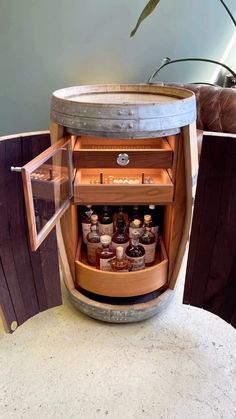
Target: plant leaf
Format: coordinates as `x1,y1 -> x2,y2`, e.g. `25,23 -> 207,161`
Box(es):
130,0 -> 161,37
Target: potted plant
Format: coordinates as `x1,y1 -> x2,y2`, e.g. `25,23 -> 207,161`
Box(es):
130,0 -> 236,86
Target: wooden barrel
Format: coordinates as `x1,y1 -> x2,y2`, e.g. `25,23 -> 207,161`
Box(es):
50,84 -> 198,323
51,84 -> 196,138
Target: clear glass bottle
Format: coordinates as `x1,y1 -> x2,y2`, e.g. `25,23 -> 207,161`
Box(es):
129,206 -> 143,238
112,216 -> 130,251
139,214 -> 156,266
111,246 -> 132,272
148,205 -> 159,242
81,205 -> 94,245
125,231 -> 145,271
96,235 -> 115,271
98,205 -> 113,236
86,214 -> 101,266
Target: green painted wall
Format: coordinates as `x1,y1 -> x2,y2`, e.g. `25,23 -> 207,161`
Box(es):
0,0 -> 235,135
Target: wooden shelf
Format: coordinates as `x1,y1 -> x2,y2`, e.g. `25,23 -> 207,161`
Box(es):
75,236 -> 168,297
73,168 -> 173,205
73,136 -> 173,168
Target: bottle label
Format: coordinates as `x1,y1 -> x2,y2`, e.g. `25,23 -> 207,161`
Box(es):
151,226 -> 159,241
112,241 -> 129,251
82,222 -> 91,244
141,243 -> 156,264
98,222 -> 113,236
129,226 -> 143,239
99,257 -> 115,271
87,242 -> 101,265
127,255 -> 145,271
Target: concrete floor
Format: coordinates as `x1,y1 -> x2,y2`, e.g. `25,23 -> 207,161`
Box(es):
1,255 -> 236,419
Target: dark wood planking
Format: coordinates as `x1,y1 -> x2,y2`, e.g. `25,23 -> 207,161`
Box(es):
0,133 -> 62,332
184,134 -> 236,327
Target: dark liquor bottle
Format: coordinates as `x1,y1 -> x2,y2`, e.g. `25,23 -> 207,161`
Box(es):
139,214 -> 156,266
128,206 -> 143,238
81,205 -> 94,245
113,206 -> 129,229
96,235 -> 115,271
87,214 -> 101,266
125,231 -> 145,271
111,246 -> 132,272
148,205 -> 159,242
112,216 -> 130,251
98,206 -> 113,236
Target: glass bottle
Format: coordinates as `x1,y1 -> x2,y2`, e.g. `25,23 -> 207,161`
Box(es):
98,205 -> 113,236
139,214 -> 156,266
125,231 -> 145,271
148,205 -> 159,242
86,214 -> 101,266
112,216 -> 130,251
111,246 -> 132,272
128,206 -> 143,238
81,205 -> 94,245
96,235 -> 115,271
113,206 -> 129,229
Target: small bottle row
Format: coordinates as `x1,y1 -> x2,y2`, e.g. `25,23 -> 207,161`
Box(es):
80,205 -> 161,272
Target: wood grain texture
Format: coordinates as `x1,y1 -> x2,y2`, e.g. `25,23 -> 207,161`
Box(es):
0,133 -> 61,333
74,136 -> 173,168
75,237 -> 168,297
184,134 -> 236,327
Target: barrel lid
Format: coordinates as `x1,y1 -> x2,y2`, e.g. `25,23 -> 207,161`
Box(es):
51,84 -> 196,139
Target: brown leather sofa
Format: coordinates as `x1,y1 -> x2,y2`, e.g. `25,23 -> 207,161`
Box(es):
156,83 -> 236,155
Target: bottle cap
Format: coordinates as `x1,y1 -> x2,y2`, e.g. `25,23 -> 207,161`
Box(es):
133,219 -> 141,226
149,205 -> 155,209
144,214 -> 152,222
116,246 -> 124,259
100,235 -> 111,245
86,205 -> 92,208
91,214 -> 98,222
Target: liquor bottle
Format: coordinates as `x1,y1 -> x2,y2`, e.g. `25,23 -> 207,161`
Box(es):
139,214 -> 156,266
98,205 -> 113,236
113,206 -> 129,229
96,235 -> 115,271
112,216 -> 130,251
148,205 -> 159,241
87,214 -> 101,265
111,246 -> 132,272
128,206 -> 143,238
81,205 -> 94,245
125,231 -> 145,271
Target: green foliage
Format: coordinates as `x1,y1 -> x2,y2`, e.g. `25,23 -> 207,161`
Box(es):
130,0 -> 161,37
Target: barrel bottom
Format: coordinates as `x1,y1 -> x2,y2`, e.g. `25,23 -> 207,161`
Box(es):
67,287 -> 175,323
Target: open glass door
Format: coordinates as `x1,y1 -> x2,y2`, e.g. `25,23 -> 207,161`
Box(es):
21,137 -> 73,251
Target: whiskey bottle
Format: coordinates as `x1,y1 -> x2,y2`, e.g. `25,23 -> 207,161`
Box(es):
111,246 -> 132,272
86,214 -> 101,266
113,206 -> 129,229
81,205 -> 94,245
125,231 -> 145,271
148,205 -> 159,241
112,216 -> 130,251
96,235 -> 115,271
139,214 -> 156,266
128,206 -> 143,238
98,205 -> 113,236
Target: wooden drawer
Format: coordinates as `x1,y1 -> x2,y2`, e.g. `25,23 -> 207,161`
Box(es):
73,168 -> 173,204
75,236 -> 168,297
73,136 -> 173,168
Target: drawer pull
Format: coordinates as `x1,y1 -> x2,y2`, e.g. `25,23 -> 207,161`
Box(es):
117,153 -> 130,166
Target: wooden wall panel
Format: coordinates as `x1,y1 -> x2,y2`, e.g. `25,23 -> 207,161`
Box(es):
0,133 -> 62,333
184,134 -> 236,328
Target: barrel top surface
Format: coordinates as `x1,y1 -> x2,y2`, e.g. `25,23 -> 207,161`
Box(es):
51,84 -> 196,138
